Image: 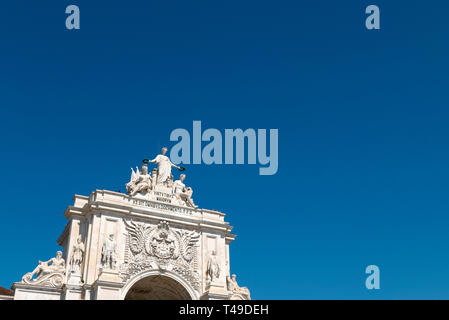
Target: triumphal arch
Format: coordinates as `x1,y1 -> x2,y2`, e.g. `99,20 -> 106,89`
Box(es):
11,148 -> 251,300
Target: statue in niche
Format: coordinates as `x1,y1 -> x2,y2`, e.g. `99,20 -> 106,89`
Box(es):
144,147 -> 184,186
206,250 -> 220,283
226,274 -> 251,299
70,235 -> 85,274
101,234 -> 117,270
23,251 -> 66,283
126,163 -> 152,196
173,174 -> 196,207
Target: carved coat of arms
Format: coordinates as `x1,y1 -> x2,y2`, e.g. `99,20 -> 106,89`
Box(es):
120,219 -> 201,290
148,221 -> 176,259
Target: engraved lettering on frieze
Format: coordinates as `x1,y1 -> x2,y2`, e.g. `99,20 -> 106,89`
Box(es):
131,198 -> 195,215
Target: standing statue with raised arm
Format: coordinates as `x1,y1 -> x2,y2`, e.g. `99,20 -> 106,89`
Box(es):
144,147 -> 184,186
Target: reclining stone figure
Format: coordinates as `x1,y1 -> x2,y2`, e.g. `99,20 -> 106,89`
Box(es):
173,174 -> 196,207
226,274 -> 251,300
126,164 -> 152,197
22,251 -> 66,286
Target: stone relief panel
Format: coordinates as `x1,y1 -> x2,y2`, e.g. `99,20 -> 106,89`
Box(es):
206,250 -> 220,284
101,234 -> 118,270
120,219 -> 201,291
69,235 -> 85,275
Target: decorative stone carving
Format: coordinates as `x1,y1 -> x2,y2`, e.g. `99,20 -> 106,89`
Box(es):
11,153 -> 251,300
125,156 -> 196,210
21,251 -> 66,288
149,221 -> 177,259
126,164 -> 153,197
144,147 -> 184,187
173,174 -> 196,208
101,234 -> 117,270
206,250 -> 220,284
70,235 -> 85,275
226,274 -> 251,300
121,219 -> 201,290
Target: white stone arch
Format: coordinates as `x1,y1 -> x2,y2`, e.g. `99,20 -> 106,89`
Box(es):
120,269 -> 200,300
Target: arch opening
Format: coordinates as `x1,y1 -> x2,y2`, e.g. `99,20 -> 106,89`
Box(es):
124,275 -> 192,300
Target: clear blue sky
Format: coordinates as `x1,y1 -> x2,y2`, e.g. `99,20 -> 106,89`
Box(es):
1,1 -> 449,299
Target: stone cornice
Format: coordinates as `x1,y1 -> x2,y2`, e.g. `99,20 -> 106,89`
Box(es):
62,190 -> 237,240
92,279 -> 124,289
12,282 -> 63,293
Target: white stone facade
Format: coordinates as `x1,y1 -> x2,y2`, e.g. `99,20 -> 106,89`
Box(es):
10,150 -> 251,300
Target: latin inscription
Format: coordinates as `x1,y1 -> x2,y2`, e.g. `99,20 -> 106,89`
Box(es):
132,199 -> 194,215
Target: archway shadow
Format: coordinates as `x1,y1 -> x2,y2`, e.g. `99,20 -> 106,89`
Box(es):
124,275 -> 192,300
